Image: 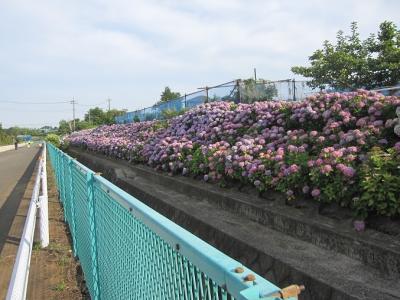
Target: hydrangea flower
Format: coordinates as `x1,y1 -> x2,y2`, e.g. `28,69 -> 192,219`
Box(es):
66,90 -> 400,218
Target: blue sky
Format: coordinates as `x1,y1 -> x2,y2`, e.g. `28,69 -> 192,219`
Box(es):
0,0 -> 399,127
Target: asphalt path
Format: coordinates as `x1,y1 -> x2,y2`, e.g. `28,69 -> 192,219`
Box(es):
0,145 -> 40,253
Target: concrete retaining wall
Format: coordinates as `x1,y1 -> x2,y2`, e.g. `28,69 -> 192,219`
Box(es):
67,147 -> 400,300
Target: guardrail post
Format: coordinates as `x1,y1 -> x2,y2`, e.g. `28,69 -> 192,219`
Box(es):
86,171 -> 100,300
39,143 -> 49,248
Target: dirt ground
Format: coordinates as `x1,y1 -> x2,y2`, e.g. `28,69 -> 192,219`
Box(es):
27,157 -> 89,300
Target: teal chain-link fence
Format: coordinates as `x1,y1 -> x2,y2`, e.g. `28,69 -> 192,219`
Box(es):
47,143 -> 293,300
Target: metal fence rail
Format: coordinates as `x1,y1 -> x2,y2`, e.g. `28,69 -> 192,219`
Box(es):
47,143 -> 297,300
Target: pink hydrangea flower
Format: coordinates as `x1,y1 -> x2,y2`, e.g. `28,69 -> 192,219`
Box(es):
302,185 -> 310,194
311,188 -> 321,197
394,142 -> 400,152
321,164 -> 333,174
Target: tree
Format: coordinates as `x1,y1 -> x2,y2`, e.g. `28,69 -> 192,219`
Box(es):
239,79 -> 278,103
4,126 -> 44,137
58,120 -> 72,135
84,107 -> 106,125
291,21 -> 400,90
158,87 -> 181,104
104,109 -> 127,125
0,123 -> 13,145
366,21 -> 400,88
84,107 -> 126,125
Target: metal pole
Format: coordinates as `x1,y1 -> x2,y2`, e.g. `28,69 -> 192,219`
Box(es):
39,143 -> 49,248
205,87 -> 209,103
184,94 -> 187,109
236,80 -> 241,103
293,79 -> 296,101
71,98 -> 76,131
254,68 -> 257,81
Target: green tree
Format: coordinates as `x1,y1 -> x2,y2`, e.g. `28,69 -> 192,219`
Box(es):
158,87 -> 181,104
292,21 -> 400,90
58,120 -> 72,135
84,107 -> 106,125
366,21 -> 400,88
75,120 -> 93,131
239,79 -> 278,103
4,126 -> 44,137
0,123 -> 13,145
104,109 -> 127,125
84,107 -> 126,125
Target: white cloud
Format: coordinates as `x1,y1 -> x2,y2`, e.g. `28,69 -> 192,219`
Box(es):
0,0 -> 399,127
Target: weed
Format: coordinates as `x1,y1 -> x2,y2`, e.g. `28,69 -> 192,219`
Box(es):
33,242 -> 41,251
58,255 -> 69,267
53,281 -> 66,292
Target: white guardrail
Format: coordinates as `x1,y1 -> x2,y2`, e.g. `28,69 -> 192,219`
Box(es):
6,142 -> 49,300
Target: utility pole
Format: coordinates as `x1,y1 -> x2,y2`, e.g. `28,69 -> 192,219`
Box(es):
71,97 -> 76,131
107,98 -> 111,111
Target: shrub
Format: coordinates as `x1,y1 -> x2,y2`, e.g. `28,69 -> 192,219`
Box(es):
161,109 -> 187,120
356,147 -> 400,218
45,134 -> 61,148
65,90 -> 400,219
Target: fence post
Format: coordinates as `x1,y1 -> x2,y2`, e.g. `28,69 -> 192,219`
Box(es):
39,143 -> 49,248
236,80 -> 241,103
61,156 -> 68,221
68,158 -> 78,256
205,86 -> 209,103
86,171 -> 100,300
184,94 -> 187,109
55,148 -> 61,199
293,79 -> 296,101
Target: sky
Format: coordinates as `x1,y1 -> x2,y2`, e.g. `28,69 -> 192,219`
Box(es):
0,0 -> 399,128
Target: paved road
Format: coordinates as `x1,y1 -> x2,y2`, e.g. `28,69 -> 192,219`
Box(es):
0,146 -> 40,253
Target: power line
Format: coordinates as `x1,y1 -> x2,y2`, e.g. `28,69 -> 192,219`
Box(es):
4,123 -> 56,126
0,108 -> 73,113
1,100 -> 109,106
76,101 -> 107,107
0,100 -> 70,104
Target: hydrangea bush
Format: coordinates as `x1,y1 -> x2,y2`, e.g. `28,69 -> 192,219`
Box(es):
67,90 -> 400,219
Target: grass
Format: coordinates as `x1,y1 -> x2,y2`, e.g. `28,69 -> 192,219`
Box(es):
52,281 -> 66,292
58,254 -> 69,267
33,242 -> 41,251
48,242 -> 67,252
